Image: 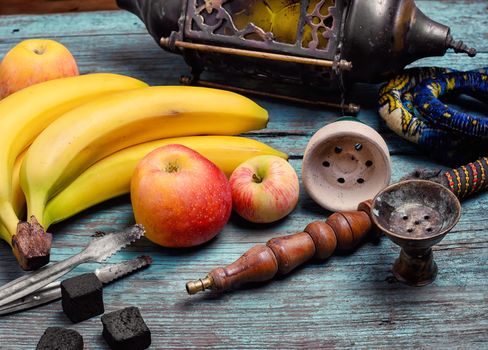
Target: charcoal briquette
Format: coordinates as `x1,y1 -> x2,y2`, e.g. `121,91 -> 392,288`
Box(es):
61,272 -> 104,323
36,327 -> 83,350
101,306 -> 151,350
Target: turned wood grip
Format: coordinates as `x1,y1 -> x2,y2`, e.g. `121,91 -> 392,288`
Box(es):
204,200 -> 374,293
210,245 -> 278,291
267,232 -> 316,274
327,211 -> 372,251
304,221 -> 337,259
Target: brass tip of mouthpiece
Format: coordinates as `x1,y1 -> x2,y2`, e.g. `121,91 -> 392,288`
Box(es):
186,276 -> 213,295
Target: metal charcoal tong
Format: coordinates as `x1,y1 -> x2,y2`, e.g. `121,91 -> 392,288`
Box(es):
0,255 -> 152,315
0,225 -> 145,312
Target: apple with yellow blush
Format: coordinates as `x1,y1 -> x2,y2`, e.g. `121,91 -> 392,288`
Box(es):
0,39 -> 79,98
230,155 -> 299,223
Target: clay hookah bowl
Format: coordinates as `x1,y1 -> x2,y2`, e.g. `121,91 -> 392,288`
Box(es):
371,180 -> 461,286
302,120 -> 391,212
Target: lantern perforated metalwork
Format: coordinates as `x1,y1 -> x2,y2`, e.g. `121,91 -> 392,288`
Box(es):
118,0 -> 476,112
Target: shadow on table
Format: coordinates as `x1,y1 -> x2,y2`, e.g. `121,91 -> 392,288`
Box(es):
0,240 -> 25,281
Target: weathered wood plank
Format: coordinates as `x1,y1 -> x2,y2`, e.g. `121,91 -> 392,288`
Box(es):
0,2 -> 487,349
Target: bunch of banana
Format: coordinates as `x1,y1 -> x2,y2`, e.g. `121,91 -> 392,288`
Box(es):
0,80 -> 283,270
0,73 -> 147,269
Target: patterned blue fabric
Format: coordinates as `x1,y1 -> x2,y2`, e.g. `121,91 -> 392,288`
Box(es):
413,71 -> 488,138
379,67 -> 488,165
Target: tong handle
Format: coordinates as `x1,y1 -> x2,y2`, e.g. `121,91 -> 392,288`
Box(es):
0,252 -> 88,308
0,281 -> 61,315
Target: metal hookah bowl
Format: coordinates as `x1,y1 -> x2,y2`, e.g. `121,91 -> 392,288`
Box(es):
371,180 -> 461,286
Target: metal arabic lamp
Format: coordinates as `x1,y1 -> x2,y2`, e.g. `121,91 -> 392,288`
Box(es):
118,0 -> 476,112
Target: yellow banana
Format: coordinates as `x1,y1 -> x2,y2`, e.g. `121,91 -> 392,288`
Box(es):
11,150 -> 26,218
21,86 -> 269,229
0,73 -> 146,247
43,136 -> 287,228
0,151 -> 26,240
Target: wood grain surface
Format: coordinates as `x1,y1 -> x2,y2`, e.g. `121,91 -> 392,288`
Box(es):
0,1 -> 487,349
0,0 -> 118,15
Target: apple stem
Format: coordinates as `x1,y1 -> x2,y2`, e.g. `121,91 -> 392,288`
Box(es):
33,46 -> 46,55
252,173 -> 262,183
165,162 -> 179,173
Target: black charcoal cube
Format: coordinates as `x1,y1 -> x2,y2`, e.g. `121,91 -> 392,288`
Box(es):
36,327 -> 83,350
101,307 -> 151,350
61,272 -> 104,323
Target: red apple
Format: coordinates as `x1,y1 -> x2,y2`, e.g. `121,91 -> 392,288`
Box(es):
0,39 -> 79,98
131,144 -> 232,248
230,155 -> 299,223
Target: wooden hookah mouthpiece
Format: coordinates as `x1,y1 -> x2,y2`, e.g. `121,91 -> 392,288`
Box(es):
186,200 -> 375,295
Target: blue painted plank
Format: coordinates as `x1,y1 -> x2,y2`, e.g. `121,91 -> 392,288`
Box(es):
0,2 -> 487,349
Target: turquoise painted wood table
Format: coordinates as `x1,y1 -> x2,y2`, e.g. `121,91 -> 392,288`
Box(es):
0,1 -> 487,349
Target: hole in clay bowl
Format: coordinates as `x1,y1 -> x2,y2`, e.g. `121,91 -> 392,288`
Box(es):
424,215 -> 430,220
407,228 -> 413,233
357,178 -> 365,184
337,178 -> 345,184
322,161 -> 330,167
426,228 -> 433,232
365,160 -> 373,167
414,220 -> 420,225
403,216 -> 408,220
334,146 -> 342,154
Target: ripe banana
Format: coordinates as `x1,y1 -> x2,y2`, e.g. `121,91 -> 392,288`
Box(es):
43,136 -> 287,228
21,86 -> 269,230
0,73 -> 146,262
0,151 -> 26,240
11,150 -> 27,218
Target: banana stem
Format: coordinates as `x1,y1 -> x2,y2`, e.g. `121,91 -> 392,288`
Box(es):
26,195 -> 48,229
41,211 -> 56,231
